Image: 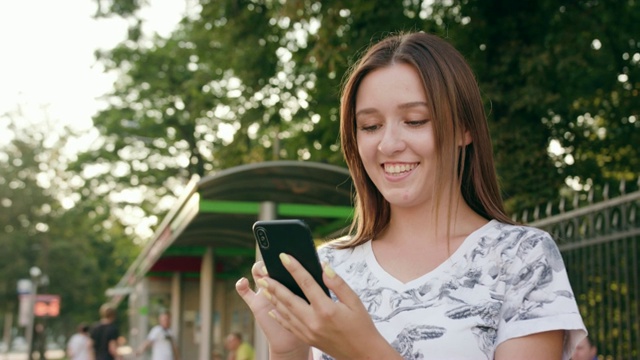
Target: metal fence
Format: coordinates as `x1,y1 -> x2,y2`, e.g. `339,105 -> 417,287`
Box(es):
514,179 -> 640,359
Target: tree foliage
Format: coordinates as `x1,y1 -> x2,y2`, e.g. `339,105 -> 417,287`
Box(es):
436,0 -> 640,210
0,113 -> 137,338
81,0 -> 639,222
0,120 -> 53,316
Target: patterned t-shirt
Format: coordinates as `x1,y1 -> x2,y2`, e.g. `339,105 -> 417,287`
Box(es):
312,220 -> 586,360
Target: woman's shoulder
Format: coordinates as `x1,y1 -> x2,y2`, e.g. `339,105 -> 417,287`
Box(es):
317,237 -> 369,263
486,220 -> 556,246
317,235 -> 370,250
486,220 -> 565,271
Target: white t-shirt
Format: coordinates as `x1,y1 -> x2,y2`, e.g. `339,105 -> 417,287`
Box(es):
147,325 -> 175,360
67,333 -> 92,360
312,220 -> 586,360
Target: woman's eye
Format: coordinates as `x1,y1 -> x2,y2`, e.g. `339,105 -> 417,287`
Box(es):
358,124 -> 380,132
406,119 -> 429,127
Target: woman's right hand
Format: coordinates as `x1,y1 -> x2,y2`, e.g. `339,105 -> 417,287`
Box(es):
235,261 -> 310,360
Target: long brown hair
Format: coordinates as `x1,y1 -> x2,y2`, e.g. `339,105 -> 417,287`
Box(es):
339,32 -> 513,248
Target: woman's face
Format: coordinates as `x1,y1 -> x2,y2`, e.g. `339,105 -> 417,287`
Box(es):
355,63 -> 437,209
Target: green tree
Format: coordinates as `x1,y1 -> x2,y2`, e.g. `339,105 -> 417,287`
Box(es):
0,116 -> 58,318
0,112 -> 138,339
84,0 -> 638,220
433,0 -> 640,211
80,0 -> 438,228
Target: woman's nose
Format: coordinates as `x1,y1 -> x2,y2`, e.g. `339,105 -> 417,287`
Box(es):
377,124 -> 406,155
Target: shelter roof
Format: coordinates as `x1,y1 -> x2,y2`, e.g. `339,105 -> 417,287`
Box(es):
108,161 -> 354,302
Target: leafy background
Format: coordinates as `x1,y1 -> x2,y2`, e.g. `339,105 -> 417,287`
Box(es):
0,0 -> 637,348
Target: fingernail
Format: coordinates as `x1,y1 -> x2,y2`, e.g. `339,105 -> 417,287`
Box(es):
257,279 -> 269,289
261,288 -> 272,301
324,264 -> 336,278
268,310 -> 276,319
261,265 -> 268,275
279,253 -> 291,265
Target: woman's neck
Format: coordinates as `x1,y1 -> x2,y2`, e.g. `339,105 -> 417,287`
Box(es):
382,196 -> 486,246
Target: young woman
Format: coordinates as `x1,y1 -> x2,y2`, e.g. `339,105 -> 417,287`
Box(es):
236,32 -> 586,359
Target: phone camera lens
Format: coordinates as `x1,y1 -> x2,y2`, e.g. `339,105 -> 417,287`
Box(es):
256,228 -> 269,248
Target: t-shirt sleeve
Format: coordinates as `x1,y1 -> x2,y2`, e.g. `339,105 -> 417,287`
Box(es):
496,228 -> 586,359
147,325 -> 162,341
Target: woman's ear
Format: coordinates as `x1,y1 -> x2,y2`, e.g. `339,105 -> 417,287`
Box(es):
458,130 -> 472,146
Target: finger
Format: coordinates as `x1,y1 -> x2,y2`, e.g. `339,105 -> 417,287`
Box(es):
279,253 -> 330,304
267,301 -> 309,337
322,263 -> 363,310
256,276 -> 307,311
235,277 -> 257,303
238,277 -> 278,310
256,270 -> 309,320
238,276 -> 291,339
255,277 -> 311,337
263,288 -> 317,343
251,261 -> 269,279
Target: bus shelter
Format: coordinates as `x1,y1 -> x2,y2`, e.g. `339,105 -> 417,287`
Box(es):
107,161 -> 353,360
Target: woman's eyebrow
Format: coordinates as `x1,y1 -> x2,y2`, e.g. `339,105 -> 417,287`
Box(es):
355,101 -> 429,119
355,108 -> 378,118
397,101 -> 429,110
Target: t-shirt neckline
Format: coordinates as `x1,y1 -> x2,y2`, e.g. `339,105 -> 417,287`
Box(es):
363,219 -> 498,288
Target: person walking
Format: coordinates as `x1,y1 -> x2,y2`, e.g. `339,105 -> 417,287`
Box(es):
235,31 -> 587,359
135,311 -> 179,360
30,322 -> 46,360
90,304 -> 121,360
67,323 -> 93,360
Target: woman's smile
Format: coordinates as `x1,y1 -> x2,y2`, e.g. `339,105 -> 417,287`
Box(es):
382,162 -> 419,176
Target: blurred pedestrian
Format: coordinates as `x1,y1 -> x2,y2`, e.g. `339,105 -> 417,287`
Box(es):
135,311 -> 179,360
223,332 -> 254,360
31,322 -> 46,360
90,304 -> 121,360
572,334 -> 598,360
67,323 -> 93,360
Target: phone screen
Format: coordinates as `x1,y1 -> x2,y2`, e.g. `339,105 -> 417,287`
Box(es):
252,219 -> 329,302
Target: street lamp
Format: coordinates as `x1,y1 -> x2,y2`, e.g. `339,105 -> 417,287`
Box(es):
25,266 -> 42,360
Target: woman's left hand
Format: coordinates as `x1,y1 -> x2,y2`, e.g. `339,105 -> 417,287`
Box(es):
257,253 -> 402,360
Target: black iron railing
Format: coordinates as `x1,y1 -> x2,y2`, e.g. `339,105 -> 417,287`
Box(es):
515,178 -> 640,359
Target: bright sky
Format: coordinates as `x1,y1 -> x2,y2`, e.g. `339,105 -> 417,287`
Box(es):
0,0 -> 185,146
0,0 -> 188,239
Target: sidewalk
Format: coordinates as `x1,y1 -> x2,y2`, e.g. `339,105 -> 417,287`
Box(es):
0,350 -> 64,360
1,346 -> 133,360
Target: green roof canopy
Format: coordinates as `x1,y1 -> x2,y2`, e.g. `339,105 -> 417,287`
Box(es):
110,161 -> 354,299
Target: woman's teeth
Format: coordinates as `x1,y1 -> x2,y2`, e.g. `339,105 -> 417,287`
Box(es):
384,163 -> 417,175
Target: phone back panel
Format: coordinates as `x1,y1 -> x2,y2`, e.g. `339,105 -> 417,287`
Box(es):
252,219 -> 329,302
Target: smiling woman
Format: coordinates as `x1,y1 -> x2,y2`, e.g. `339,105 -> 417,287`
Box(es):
235,32 -> 587,360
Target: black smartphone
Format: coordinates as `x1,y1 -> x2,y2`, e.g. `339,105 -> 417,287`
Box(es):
252,219 -> 330,302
